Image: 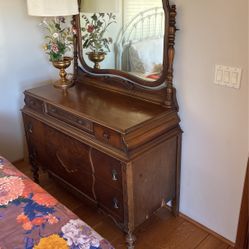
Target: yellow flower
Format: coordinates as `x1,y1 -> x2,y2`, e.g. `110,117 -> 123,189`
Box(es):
34,234 -> 69,249
43,44 -> 48,51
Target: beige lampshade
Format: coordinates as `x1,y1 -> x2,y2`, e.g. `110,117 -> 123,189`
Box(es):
80,0 -> 118,13
27,0 -> 79,16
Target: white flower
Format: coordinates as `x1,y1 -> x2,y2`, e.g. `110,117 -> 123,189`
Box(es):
61,219 -> 101,249
40,18 -> 48,26
52,32 -> 59,38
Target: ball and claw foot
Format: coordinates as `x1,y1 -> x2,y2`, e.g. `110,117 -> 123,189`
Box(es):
126,232 -> 136,249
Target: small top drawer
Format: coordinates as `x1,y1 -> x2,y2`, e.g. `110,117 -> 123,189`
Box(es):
46,104 -> 93,133
24,95 -> 44,113
94,124 -> 124,150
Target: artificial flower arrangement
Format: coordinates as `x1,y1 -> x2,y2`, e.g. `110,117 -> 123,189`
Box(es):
81,13 -> 116,54
41,17 -> 75,61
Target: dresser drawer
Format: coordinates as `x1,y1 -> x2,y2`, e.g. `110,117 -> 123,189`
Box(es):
91,149 -> 122,191
24,95 -> 44,113
95,183 -> 124,222
45,126 -> 95,199
94,124 -> 124,150
46,104 -> 93,133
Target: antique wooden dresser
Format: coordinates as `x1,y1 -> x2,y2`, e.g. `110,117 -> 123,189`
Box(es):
22,1 -> 181,248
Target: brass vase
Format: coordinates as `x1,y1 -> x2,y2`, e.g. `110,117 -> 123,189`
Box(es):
87,52 -> 106,69
52,56 -> 73,90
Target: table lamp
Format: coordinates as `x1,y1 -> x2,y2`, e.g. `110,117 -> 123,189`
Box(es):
27,0 -> 79,90
80,0 -> 118,13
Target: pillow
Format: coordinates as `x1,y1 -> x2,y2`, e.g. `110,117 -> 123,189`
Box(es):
152,63 -> 163,74
128,38 -> 163,74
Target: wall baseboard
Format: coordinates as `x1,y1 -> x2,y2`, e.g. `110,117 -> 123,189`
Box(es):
179,212 -> 235,247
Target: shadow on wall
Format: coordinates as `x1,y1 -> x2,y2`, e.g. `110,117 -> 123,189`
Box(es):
0,112 -> 24,161
0,80 -> 52,162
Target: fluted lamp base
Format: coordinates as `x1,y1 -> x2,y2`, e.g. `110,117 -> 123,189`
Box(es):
52,57 -> 74,90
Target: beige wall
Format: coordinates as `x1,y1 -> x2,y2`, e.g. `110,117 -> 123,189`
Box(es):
174,0 -> 248,242
0,0 -> 57,161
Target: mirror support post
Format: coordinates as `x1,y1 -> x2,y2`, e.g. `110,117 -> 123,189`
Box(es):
165,5 -> 177,109
72,15 -> 79,83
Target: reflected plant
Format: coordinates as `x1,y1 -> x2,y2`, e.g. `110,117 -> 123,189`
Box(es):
81,13 -> 116,53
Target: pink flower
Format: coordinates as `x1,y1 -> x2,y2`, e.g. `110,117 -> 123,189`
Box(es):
51,43 -> 59,53
2,167 -> 23,177
17,213 -> 29,224
45,214 -> 59,224
22,178 -> 44,198
32,192 -> 57,207
22,221 -> 33,231
87,24 -> 94,33
32,217 -> 45,226
72,27 -> 77,35
0,176 -> 24,206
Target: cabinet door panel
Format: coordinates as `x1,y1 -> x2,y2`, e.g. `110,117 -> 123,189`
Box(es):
45,126 -> 95,199
22,114 -> 47,167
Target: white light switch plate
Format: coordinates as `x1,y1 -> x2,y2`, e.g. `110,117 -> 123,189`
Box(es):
214,65 -> 242,89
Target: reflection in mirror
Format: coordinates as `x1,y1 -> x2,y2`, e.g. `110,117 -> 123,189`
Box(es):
80,0 -> 165,82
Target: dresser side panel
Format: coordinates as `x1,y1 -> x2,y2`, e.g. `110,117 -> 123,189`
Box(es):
132,135 -> 178,227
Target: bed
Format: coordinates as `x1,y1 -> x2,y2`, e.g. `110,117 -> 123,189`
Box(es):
0,156 -> 114,249
114,7 -> 165,81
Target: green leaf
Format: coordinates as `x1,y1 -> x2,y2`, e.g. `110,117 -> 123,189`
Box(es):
92,14 -> 97,21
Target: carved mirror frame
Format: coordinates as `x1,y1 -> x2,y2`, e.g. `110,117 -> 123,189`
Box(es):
72,0 -> 177,109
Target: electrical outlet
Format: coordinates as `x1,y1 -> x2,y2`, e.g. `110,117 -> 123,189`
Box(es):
214,65 -> 242,89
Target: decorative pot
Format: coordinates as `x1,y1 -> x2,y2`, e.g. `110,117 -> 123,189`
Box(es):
52,56 -> 73,90
87,52 -> 106,69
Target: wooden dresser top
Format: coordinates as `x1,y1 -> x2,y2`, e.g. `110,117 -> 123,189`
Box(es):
25,83 -> 169,132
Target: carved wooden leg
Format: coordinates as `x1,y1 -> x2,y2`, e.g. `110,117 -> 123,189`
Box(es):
172,133 -> 182,217
126,231 -> 136,249
29,150 -> 40,184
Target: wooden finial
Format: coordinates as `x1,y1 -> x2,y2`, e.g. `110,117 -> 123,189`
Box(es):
72,15 -> 78,82
165,5 -> 177,109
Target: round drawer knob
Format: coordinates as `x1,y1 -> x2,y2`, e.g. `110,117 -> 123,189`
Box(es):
112,169 -> 118,181
77,119 -> 84,125
113,198 -> 119,209
27,123 -> 33,134
103,131 -> 110,141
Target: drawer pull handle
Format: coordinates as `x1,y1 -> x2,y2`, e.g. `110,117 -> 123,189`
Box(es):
27,123 -> 33,134
50,108 -> 56,113
77,119 -> 84,125
56,151 -> 78,174
113,198 -> 119,209
103,131 -> 110,141
112,169 -> 118,181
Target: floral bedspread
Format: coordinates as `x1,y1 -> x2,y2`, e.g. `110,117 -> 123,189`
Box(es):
0,156 -> 114,249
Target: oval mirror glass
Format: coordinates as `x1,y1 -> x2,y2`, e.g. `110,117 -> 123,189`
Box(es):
79,0 -> 167,84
